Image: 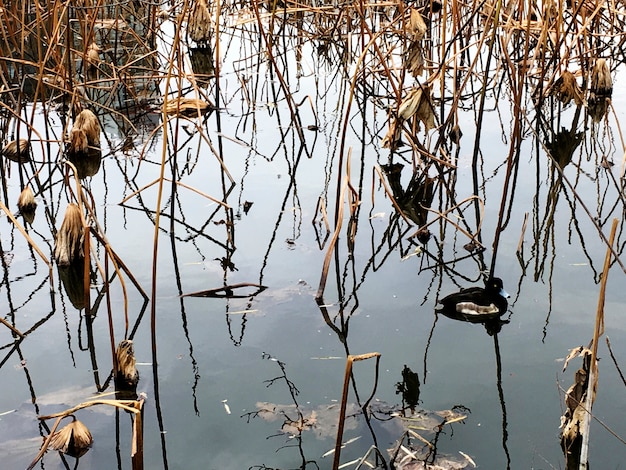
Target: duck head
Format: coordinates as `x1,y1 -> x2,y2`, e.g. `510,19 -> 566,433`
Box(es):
487,277 -> 509,299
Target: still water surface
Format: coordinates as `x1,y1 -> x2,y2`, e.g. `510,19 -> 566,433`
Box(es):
2,8 -> 626,470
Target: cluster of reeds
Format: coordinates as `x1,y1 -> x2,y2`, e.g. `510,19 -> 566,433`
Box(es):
0,0 -> 156,466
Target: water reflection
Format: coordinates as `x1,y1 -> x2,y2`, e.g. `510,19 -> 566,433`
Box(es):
1,0 -> 626,467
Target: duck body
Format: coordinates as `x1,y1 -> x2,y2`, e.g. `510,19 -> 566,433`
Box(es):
436,277 -> 509,323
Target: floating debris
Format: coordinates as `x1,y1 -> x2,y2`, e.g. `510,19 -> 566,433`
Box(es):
164,97 -> 213,117
2,139 -> 30,163
49,416 -> 93,458
54,203 -> 84,267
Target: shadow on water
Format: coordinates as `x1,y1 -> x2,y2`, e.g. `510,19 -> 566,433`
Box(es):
1,0 -> 626,468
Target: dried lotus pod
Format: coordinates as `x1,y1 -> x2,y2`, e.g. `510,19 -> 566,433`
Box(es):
54,203 -> 84,267
69,128 -> 88,156
86,43 -> 101,70
188,0 -> 213,43
49,416 -> 93,458
74,109 -> 101,146
17,186 -> 37,224
2,139 -> 30,163
590,58 -> 612,97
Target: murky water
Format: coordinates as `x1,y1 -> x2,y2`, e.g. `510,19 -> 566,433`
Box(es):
1,1 -> 626,469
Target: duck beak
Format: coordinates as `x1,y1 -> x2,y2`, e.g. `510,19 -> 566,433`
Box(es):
500,288 -> 510,299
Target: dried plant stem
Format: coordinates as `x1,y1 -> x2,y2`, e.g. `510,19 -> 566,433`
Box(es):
516,212 -> 528,254
0,317 -> 23,337
605,337 -> 626,388
0,200 -> 53,290
131,396 -> 145,470
579,217 -> 618,469
408,195 -> 484,245
119,177 -> 230,208
316,176 -> 348,302
29,398 -> 143,470
333,352 -> 381,470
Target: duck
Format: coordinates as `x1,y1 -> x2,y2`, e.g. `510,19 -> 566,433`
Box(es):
435,277 -> 509,323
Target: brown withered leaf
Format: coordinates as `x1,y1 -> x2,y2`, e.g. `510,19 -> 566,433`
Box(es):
562,346 -> 590,373
164,97 -> 214,117
552,70 -> 584,106
405,41 -> 425,77
381,117 -> 403,150
2,139 -> 30,163
415,86 -> 436,133
398,87 -> 424,120
407,8 -> 427,41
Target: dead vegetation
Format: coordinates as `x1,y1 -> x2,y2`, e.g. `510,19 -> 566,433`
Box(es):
0,0 -> 625,468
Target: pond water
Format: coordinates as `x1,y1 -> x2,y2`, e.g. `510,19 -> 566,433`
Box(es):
1,1 -> 626,469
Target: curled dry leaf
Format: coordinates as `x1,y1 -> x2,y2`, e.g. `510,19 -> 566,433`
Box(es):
405,41 -> 425,77
86,43 -> 101,69
74,109 -> 101,146
115,339 -> 139,390
407,8 -> 427,41
415,87 -> 436,133
552,70 -> 584,106
69,128 -> 89,155
562,346 -> 590,373
398,87 -> 424,120
397,86 -> 437,133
